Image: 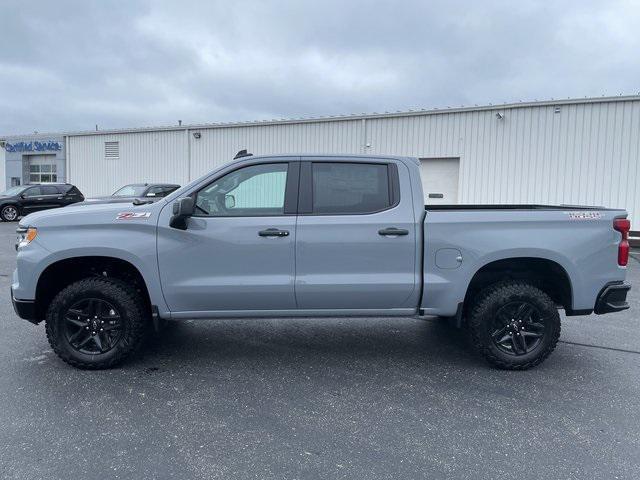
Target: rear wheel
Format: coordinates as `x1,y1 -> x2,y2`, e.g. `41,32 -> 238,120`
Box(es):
45,278 -> 148,369
1,205 -> 19,222
467,281 -> 560,370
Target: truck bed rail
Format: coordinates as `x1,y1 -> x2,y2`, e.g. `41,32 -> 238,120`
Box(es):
425,204 -> 617,211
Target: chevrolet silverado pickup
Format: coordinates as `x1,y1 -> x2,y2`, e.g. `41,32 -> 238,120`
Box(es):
11,154 -> 631,370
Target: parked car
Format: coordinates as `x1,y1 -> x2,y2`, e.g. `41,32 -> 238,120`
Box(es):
0,183 -> 84,222
11,154 -> 631,370
81,183 -> 180,205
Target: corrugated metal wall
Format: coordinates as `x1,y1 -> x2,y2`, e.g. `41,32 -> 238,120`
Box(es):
67,97 -> 640,224
68,130 -> 189,196
189,119 -> 364,176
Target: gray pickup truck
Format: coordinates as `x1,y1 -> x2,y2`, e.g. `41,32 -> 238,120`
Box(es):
11,154 -> 631,370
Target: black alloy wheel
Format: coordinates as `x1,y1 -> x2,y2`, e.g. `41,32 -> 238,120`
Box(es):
489,301 -> 545,356
63,298 -> 123,354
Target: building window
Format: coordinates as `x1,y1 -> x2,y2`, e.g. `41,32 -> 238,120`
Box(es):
105,141 -> 119,159
29,162 -> 58,183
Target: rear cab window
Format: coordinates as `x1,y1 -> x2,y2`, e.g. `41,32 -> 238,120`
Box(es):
146,186 -> 179,197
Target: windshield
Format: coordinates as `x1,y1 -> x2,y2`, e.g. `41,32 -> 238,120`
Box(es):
0,186 -> 27,196
112,185 -> 147,197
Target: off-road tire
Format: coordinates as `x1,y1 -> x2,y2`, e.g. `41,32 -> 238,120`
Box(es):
467,281 -> 560,370
45,277 -> 148,369
1,205 -> 19,222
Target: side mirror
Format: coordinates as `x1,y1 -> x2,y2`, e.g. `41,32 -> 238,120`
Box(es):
169,197 -> 195,230
224,194 -> 236,209
20,194 -> 26,199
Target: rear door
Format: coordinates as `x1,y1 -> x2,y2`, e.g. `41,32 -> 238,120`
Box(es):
295,158 -> 418,311
39,185 -> 64,210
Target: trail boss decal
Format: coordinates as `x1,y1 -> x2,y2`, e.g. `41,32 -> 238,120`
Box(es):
116,212 -> 152,220
566,211 -> 602,220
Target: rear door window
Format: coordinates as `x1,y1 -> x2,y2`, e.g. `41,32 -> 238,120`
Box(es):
41,186 -> 59,195
311,162 -> 392,214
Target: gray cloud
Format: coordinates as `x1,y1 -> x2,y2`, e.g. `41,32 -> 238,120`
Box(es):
1,0 -> 639,134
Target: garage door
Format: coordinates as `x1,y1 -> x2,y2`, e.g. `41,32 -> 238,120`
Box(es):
27,155 -> 58,183
420,157 -> 460,205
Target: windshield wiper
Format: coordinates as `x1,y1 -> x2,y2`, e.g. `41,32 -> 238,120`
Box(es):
132,198 -> 154,205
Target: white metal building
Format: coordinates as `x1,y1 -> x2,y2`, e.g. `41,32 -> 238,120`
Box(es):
8,95 -> 640,224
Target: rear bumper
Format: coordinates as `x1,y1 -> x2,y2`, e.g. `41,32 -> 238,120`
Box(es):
594,282 -> 631,315
10,288 -> 40,324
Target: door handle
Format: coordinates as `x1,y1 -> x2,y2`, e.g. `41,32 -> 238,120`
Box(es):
378,227 -> 409,236
258,228 -> 290,237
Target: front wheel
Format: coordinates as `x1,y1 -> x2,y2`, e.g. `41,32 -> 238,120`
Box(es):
1,205 -> 19,222
45,278 -> 148,369
467,281 -> 560,370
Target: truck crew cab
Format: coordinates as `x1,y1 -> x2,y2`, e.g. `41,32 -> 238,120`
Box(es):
11,154 -> 631,370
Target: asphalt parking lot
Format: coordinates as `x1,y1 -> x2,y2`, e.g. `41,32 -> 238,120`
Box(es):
0,221 -> 639,480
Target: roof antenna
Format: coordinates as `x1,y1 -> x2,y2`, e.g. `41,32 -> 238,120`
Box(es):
234,149 -> 253,160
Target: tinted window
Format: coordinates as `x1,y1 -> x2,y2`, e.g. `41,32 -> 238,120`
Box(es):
113,185 -> 147,197
23,187 -> 42,197
41,186 -> 59,195
196,163 -> 288,217
312,163 -> 391,214
65,186 -> 83,197
146,186 -> 179,197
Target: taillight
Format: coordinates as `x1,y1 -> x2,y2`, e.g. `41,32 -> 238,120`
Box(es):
613,218 -> 630,266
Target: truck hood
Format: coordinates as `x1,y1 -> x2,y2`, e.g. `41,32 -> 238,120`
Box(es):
19,200 -> 166,228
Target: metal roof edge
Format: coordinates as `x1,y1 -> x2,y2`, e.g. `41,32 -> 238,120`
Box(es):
3,94 -> 639,140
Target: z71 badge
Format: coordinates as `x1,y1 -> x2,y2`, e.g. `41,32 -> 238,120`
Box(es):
116,212 -> 152,220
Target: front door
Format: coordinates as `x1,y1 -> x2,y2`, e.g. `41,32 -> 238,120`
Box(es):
20,186 -> 46,214
295,159 -> 418,311
157,160 -> 299,314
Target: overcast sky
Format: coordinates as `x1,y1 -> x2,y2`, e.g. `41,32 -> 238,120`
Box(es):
1,0 -> 639,135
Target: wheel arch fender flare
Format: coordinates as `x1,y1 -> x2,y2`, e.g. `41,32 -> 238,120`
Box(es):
34,247 -> 169,317
462,251 -> 576,312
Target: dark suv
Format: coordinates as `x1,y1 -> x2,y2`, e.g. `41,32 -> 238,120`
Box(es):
0,184 -> 85,222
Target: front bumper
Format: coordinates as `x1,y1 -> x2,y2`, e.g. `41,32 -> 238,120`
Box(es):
11,288 -> 40,324
594,282 -> 631,314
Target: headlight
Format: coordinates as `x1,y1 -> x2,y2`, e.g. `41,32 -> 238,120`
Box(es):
16,226 -> 37,250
